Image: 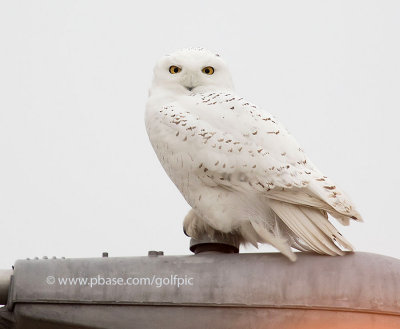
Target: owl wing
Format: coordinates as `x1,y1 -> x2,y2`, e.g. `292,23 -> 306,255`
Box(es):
153,92 -> 361,255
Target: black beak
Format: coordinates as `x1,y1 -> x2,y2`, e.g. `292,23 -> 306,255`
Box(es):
185,86 -> 194,91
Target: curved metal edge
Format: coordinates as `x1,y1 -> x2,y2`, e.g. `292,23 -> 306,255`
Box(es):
189,233 -> 240,254
0,270 -> 13,306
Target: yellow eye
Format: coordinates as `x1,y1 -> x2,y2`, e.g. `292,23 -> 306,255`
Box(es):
202,66 -> 214,75
169,66 -> 182,74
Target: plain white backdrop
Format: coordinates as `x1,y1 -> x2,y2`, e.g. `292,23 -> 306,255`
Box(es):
0,1 -> 399,269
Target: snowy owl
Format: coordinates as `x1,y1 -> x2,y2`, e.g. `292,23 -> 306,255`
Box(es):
145,48 -> 362,261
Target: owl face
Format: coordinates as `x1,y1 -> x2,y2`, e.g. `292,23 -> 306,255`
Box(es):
151,48 -> 234,94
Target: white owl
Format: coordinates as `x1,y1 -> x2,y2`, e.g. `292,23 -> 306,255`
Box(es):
145,48 -> 362,261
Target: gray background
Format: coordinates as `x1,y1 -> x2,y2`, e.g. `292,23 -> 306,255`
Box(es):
0,1 -> 399,269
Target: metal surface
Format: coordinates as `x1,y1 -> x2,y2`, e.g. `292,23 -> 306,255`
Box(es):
147,250 -> 164,256
0,270 -> 12,306
0,306 -> 14,329
1,251 -> 400,328
190,232 -> 240,253
9,304 -> 400,329
8,252 -> 400,313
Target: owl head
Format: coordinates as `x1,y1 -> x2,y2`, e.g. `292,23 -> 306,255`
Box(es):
150,48 -> 234,95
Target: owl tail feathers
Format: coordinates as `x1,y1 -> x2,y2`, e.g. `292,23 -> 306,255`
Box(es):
243,221 -> 297,262
268,199 -> 354,257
